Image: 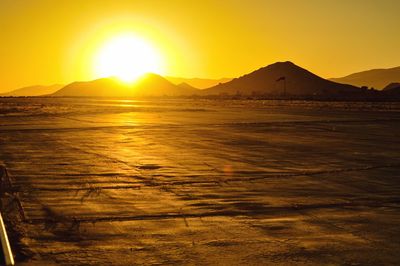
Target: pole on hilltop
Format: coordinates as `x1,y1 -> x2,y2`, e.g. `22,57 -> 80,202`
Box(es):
276,76 -> 286,98
283,78 -> 286,97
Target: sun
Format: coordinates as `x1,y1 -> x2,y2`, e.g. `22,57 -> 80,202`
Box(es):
94,33 -> 163,83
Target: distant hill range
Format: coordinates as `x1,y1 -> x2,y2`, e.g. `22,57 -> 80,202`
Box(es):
166,77 -> 232,89
0,84 -> 63,96
201,61 -> 364,98
383,82 -> 400,91
51,73 -> 198,97
330,66 -> 400,90
382,83 -> 400,96
176,82 -> 198,91
3,61 -> 400,100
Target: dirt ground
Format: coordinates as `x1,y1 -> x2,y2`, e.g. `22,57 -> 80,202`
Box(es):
0,98 -> 400,265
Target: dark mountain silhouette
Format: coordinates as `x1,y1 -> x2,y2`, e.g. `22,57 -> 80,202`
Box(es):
51,78 -> 126,97
381,83 -> 400,98
15,63 -> 399,100
202,61 -> 363,97
51,73 -> 198,97
330,66 -> 400,89
166,76 -> 232,89
1,84 -> 63,96
383,82 -> 400,91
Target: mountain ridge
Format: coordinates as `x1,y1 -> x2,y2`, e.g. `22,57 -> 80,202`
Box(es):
202,61 -> 363,97
330,66 -> 400,89
51,73 -> 199,97
0,84 -> 63,96
4,62 -> 399,100
166,76 -> 232,89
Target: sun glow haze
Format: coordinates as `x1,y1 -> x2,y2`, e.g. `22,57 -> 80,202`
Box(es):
1,1 -> 400,91
94,33 -> 163,83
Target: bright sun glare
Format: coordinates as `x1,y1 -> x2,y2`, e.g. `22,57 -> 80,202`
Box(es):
94,34 -> 163,83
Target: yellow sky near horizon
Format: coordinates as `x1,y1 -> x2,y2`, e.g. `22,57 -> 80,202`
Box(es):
1,0 -> 399,92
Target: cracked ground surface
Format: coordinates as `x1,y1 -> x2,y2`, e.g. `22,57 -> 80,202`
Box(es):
0,98 -> 400,265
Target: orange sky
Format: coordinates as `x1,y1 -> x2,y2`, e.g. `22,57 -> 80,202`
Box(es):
1,0 -> 399,92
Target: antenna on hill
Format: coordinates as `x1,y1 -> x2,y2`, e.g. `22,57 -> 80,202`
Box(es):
276,76 -> 286,97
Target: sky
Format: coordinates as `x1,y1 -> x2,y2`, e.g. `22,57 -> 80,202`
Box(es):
1,0 -> 400,91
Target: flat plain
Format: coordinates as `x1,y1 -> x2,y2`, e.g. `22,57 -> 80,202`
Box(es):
1,98 -> 400,265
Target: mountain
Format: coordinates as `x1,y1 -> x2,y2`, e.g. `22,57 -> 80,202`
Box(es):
0,84 -> 63,96
383,82 -> 400,91
330,66 -> 400,89
177,82 -> 198,91
166,77 -> 232,89
202,61 -> 363,97
381,82 -> 400,98
51,73 -> 199,97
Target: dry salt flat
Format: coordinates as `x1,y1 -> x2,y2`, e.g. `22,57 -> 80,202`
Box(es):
0,98 -> 400,265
